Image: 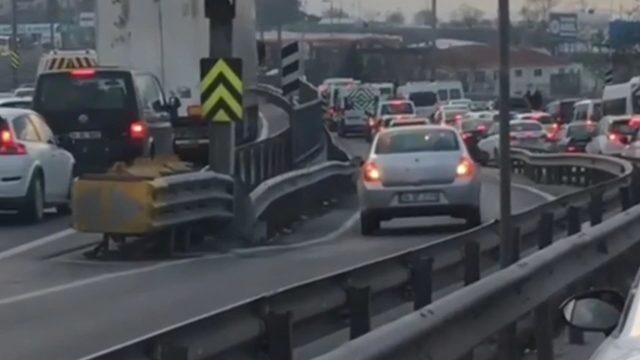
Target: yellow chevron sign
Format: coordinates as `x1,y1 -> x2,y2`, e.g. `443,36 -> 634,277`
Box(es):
200,58 -> 243,123
9,51 -> 21,70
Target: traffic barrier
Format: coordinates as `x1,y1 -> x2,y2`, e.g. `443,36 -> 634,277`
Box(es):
86,149 -> 637,360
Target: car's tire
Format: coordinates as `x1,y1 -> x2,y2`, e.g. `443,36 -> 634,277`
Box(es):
19,174 -> 45,223
466,208 -> 482,228
360,211 -> 379,236
328,121 -> 337,132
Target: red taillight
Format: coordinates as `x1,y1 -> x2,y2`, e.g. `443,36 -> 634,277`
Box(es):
70,69 -> 96,78
609,133 -> 619,142
631,117 -> 640,128
567,146 -> 578,152
510,135 -> 517,141
456,158 -> 475,177
363,161 -> 381,182
130,121 -> 148,140
477,125 -> 487,133
462,133 -> 473,140
0,129 -> 26,155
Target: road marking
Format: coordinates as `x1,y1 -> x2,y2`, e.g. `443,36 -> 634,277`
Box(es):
0,213 -> 359,306
0,228 -> 77,261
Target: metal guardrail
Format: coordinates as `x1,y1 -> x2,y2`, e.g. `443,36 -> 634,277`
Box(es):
235,127 -> 292,192
88,149 -> 637,359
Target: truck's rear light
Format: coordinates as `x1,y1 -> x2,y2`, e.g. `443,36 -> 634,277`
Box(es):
70,69 -> 96,78
130,121 -> 148,140
363,161 -> 381,182
456,158 -> 475,177
0,129 -> 27,155
187,105 -> 202,118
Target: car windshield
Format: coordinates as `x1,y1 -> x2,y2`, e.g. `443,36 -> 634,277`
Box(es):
381,102 -> 414,116
376,129 -> 459,154
567,124 -> 596,140
409,92 -> 437,107
36,72 -> 132,111
511,123 -> 543,132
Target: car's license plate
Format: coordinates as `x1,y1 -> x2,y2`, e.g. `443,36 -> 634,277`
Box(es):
399,192 -> 439,204
69,131 -> 101,140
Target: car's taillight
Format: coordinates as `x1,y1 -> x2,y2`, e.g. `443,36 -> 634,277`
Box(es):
609,133 -> 619,142
462,133 -> 473,140
363,161 -> 381,182
70,68 -> 96,78
510,135 -> 517,141
0,129 -> 26,155
456,158 -> 475,177
187,105 -> 202,119
130,121 -> 148,140
567,146 -> 578,152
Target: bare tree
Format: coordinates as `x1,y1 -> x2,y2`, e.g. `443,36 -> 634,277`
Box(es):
413,9 -> 433,26
323,7 -> 350,19
520,0 -> 561,23
450,4 -> 485,29
385,11 -> 405,25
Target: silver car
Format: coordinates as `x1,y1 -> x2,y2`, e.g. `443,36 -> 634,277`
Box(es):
358,125 -> 482,235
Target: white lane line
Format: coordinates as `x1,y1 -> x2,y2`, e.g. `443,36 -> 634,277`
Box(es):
0,213 -> 360,306
0,228 -> 77,261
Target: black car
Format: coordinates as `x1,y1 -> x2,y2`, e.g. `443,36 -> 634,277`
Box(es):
33,68 -> 180,174
460,118 -> 492,164
551,121 -> 597,153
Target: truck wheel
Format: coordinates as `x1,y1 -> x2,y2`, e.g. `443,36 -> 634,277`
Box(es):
360,211 -> 379,235
19,174 -> 45,223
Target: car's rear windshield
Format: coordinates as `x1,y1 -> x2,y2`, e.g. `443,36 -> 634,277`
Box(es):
375,129 -> 459,154
610,121 -> 636,135
409,92 -> 437,107
445,110 -> 468,121
511,123 -> 543,132
567,124 -> 597,140
35,72 -> 134,112
462,119 -> 492,132
381,102 -> 414,116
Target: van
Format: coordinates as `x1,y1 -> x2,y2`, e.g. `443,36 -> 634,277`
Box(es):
397,81 -> 464,118
602,77 -> 640,117
572,99 -> 602,123
545,99 -> 580,125
33,68 -> 178,174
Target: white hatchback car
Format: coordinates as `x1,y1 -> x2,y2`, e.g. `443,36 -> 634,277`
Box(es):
478,120 -> 548,161
0,108 -> 75,222
587,116 -> 637,156
358,126 -> 481,235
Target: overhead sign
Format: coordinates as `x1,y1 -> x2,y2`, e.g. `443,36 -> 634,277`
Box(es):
548,13 -> 578,39
346,86 -> 378,112
200,58 -> 244,123
609,20 -> 640,49
281,41 -> 302,97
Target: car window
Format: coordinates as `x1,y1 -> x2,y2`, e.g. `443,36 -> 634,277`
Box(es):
610,121 -> 636,135
376,129 -> 459,154
603,98 -> 627,116
12,116 -> 41,142
567,124 -> 596,140
135,74 -> 165,111
409,92 -> 437,107
381,102 -> 414,116
438,89 -> 448,101
29,114 -> 55,144
574,104 -> 588,122
511,123 -> 543,132
593,103 -> 603,121
450,89 -> 462,100
36,72 -> 134,111
1,101 -> 31,109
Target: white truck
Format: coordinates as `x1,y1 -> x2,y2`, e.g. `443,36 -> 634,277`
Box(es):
336,84 -> 381,137
96,0 -> 260,161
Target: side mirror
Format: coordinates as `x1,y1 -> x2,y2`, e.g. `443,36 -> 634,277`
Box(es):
351,156 -> 365,167
560,289 -> 625,335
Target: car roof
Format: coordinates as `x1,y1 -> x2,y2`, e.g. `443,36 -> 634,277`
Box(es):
575,99 -> 601,106
39,67 -> 134,75
0,107 -> 34,120
510,119 -> 543,126
603,115 -> 632,123
382,124 -> 458,134
0,97 -> 31,104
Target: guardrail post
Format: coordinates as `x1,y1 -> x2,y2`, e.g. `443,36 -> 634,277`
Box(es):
464,241 -> 480,286
589,192 -> 603,226
567,206 -> 581,236
266,311 -> 293,360
348,286 -> 371,339
621,186 -> 632,211
511,227 -> 521,262
633,168 -> 640,205
538,212 -> 554,248
411,257 -> 433,310
534,301 -> 554,360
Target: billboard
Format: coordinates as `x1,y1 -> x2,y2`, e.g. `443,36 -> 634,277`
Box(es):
548,13 -> 579,39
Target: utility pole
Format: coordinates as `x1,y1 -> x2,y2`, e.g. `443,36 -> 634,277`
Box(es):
430,0 -> 437,80
204,0 -> 236,175
47,0 -> 57,49
498,0 -> 512,269
10,0 -> 18,89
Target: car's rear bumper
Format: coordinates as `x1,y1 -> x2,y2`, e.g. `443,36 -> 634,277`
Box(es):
358,179 -> 481,217
0,195 -> 26,210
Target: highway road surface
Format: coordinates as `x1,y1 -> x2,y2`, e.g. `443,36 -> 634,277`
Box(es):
0,134 -> 559,359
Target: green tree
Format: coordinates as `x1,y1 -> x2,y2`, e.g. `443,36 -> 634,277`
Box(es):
450,4 -> 485,29
413,9 -> 434,26
385,11 -> 405,25
256,0 -> 304,30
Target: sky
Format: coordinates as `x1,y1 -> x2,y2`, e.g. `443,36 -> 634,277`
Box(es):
303,0 -> 637,21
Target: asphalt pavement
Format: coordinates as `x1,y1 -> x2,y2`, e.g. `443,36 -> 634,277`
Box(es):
0,134 -> 561,359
